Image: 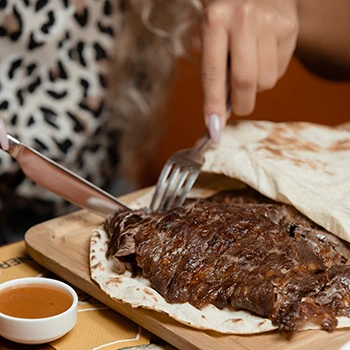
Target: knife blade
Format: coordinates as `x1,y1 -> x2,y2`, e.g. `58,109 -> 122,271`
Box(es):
3,134 -> 130,217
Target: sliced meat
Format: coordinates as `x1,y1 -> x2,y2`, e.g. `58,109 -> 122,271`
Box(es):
105,188 -> 350,332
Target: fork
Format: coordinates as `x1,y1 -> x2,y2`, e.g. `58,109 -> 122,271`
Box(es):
149,131 -> 211,212
150,59 -> 232,212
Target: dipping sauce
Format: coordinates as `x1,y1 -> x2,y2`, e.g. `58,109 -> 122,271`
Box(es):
0,283 -> 73,318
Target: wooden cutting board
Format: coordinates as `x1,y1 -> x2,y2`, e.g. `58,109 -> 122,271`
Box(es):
25,189 -> 350,350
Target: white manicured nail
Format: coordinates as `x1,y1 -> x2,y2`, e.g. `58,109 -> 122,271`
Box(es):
208,114 -> 222,144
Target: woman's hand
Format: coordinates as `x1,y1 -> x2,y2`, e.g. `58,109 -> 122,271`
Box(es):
0,115 -> 9,151
201,0 -> 299,143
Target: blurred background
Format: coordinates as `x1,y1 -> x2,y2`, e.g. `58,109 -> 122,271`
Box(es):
143,52 -> 350,187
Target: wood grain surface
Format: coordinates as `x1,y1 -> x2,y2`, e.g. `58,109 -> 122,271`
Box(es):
24,189 -> 350,350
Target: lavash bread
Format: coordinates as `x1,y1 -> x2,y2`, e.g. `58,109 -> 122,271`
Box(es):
90,120 -> 350,334
91,226 -> 277,334
202,120 -> 350,243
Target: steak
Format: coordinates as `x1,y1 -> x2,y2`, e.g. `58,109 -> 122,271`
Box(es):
105,188 -> 350,332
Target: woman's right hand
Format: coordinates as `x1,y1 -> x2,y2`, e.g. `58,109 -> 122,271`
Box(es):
0,115 -> 9,151
200,0 -> 299,143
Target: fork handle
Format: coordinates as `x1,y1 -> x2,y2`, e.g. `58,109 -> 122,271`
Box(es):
194,131 -> 211,153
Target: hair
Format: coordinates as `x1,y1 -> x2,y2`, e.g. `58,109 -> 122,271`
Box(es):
108,0 -> 202,185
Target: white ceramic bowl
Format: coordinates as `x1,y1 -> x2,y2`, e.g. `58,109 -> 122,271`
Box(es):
0,277 -> 78,344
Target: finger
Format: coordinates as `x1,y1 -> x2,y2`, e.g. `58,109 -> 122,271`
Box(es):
277,36 -> 298,78
0,115 -> 9,151
257,34 -> 278,92
201,6 -> 229,142
230,31 -> 258,116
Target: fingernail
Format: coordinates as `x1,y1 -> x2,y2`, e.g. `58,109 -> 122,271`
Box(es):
207,113 -> 222,144
0,116 -> 9,151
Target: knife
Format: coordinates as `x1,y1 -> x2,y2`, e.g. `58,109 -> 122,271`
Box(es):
2,134 -> 130,217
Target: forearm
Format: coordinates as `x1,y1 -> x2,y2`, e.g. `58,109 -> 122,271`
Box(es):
296,0 -> 350,80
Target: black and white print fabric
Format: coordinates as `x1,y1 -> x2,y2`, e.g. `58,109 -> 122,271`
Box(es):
0,0 -> 123,213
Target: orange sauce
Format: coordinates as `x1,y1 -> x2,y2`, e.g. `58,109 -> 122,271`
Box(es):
0,284 -> 73,318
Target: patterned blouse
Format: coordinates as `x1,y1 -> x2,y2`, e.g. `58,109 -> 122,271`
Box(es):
0,0 -> 135,241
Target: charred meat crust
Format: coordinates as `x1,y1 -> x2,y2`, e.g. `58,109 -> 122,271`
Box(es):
104,188 -> 350,332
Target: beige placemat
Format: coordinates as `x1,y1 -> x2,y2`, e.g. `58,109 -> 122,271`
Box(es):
0,241 -> 152,350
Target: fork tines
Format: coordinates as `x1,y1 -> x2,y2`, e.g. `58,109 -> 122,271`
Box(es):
150,132 -> 210,213
150,160 -> 200,212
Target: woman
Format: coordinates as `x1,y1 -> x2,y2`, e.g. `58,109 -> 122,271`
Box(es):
0,0 -> 201,244
0,0 -> 349,243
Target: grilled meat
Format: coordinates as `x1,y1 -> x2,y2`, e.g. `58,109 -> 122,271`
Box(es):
105,189 -> 350,332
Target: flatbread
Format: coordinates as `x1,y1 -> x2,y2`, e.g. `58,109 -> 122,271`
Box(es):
90,121 -> 350,334
202,121 -> 350,242
91,227 -> 275,334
